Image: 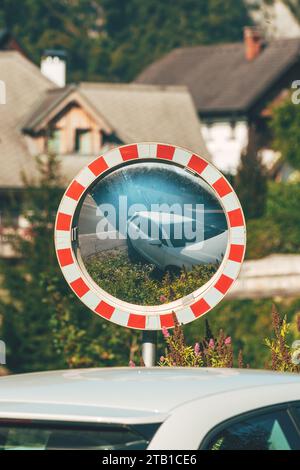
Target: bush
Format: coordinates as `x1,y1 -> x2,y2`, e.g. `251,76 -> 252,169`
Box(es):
270,95 -> 300,171
246,218 -> 282,259
265,305 -> 300,373
245,182 -> 300,259
158,307 -> 300,372
266,182 -> 300,253
85,251 -> 217,305
234,124 -> 267,220
159,314 -> 243,368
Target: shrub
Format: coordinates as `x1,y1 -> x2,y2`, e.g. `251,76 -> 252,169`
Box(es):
270,95 -> 300,171
158,307 -> 300,372
246,218 -> 283,259
85,251 -> 217,305
234,124 -> 267,220
159,314 -> 243,368
265,305 -> 300,373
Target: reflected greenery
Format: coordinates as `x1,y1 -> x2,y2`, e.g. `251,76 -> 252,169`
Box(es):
85,250 -> 217,305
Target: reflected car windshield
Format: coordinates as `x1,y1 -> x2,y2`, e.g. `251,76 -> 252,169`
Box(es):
166,223 -> 226,248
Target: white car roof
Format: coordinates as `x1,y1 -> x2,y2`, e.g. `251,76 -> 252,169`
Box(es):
0,368 -> 299,424
134,211 -> 194,224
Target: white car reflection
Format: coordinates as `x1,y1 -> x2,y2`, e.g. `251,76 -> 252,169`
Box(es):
127,211 -> 228,271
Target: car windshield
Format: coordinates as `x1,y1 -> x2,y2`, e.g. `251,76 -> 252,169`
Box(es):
0,422 -> 161,450
165,223 -> 226,248
204,225 -> 226,241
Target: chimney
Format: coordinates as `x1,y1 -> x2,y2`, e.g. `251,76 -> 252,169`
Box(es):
244,27 -> 262,61
40,49 -> 67,87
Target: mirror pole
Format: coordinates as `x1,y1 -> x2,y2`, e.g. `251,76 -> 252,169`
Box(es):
142,330 -> 157,367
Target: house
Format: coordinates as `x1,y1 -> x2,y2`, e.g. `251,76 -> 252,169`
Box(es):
247,0 -> 300,39
0,50 -> 210,256
136,27 -> 300,174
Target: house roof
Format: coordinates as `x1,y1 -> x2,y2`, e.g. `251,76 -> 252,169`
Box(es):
136,38 -> 300,115
0,52 -> 210,188
0,51 -> 54,188
23,82 -> 211,158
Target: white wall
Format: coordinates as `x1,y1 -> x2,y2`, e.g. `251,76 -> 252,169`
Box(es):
247,0 -> 300,39
202,121 -> 249,174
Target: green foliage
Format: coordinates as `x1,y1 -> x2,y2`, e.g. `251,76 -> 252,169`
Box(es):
245,181 -> 300,258
160,314 -> 241,368
160,306 -> 300,372
245,218 -> 282,259
264,305 -> 300,372
0,0 -> 251,82
184,298 -> 300,369
86,251 -> 217,305
0,155 -> 141,372
101,0 -> 251,81
159,316 -> 204,367
0,155 -> 65,372
0,0 -> 106,82
234,124 -> 267,220
266,182 -> 300,252
270,95 -> 300,170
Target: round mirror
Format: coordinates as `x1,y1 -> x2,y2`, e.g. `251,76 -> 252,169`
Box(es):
76,161 -> 228,307
55,143 -> 246,330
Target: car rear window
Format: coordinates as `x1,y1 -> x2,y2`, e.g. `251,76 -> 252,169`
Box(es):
203,408 -> 299,450
0,421 -> 161,450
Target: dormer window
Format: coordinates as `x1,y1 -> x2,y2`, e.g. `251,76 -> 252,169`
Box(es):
47,128 -> 61,154
75,129 -> 91,155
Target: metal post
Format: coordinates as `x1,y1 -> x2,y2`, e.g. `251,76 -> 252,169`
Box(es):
142,330 -> 157,367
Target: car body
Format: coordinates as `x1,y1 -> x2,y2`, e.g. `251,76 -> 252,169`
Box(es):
127,211 -> 228,271
0,368 -> 300,450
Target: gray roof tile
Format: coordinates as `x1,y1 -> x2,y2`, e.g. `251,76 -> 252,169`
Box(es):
136,39 -> 300,114
0,52 -> 210,188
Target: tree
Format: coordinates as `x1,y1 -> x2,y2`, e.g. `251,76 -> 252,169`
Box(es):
0,0 -> 107,82
0,155 -> 65,372
0,155 -> 140,373
271,95 -> 300,171
266,181 -> 300,252
0,0 -> 252,83
234,123 -> 267,220
101,0 -> 252,81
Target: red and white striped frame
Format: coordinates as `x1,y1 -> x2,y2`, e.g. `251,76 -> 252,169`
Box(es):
54,143 -> 246,331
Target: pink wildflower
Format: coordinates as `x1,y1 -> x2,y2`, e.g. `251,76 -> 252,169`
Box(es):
209,339 -> 215,349
225,337 -> 232,346
162,326 -> 170,338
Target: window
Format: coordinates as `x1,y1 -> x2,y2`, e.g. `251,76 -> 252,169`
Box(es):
0,422 -> 161,450
168,223 -> 196,248
47,128 -> 61,154
203,408 -> 300,450
204,224 -> 226,241
75,129 -> 91,155
293,405 -> 300,424
228,121 -> 236,141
